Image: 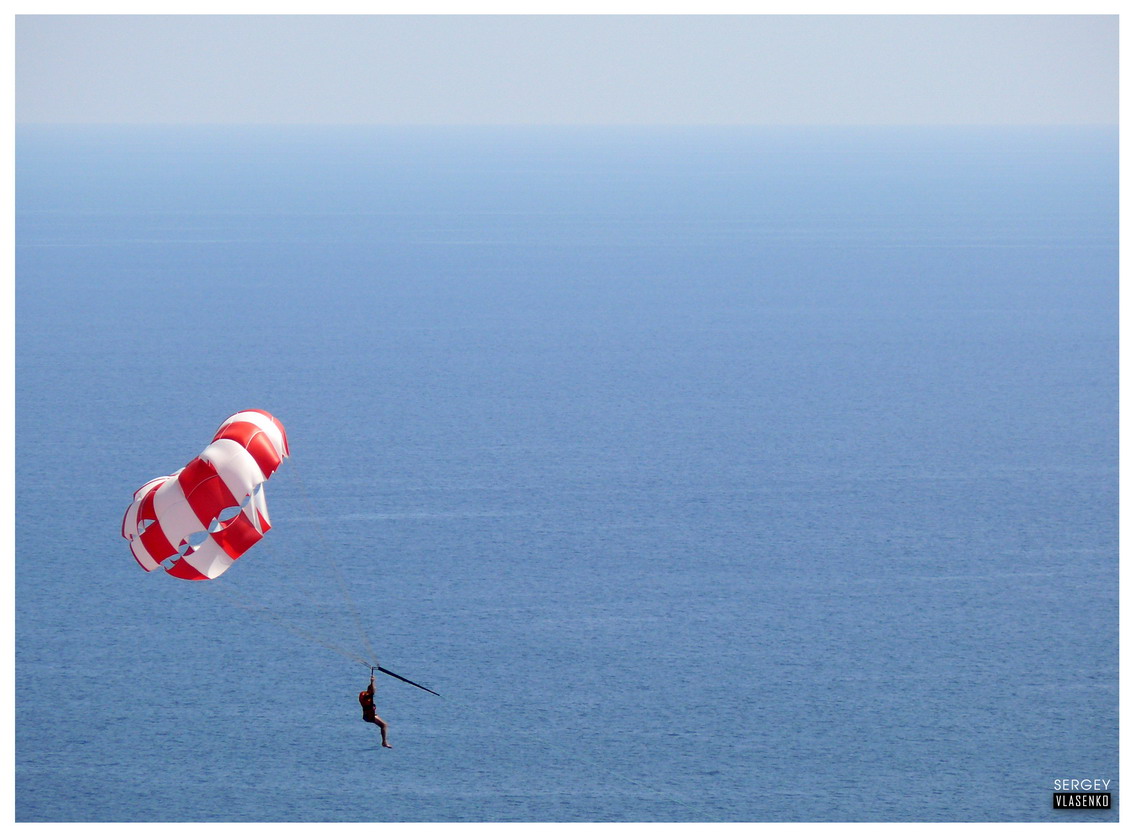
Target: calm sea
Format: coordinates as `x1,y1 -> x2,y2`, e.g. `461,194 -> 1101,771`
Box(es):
15,126 -> 1118,822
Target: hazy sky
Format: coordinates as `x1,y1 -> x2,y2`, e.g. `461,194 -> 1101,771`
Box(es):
15,14 -> 1118,125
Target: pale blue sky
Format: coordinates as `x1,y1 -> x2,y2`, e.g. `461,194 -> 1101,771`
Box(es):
15,14 -> 1118,125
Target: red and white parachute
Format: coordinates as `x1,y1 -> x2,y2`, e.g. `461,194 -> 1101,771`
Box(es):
122,410 -> 289,581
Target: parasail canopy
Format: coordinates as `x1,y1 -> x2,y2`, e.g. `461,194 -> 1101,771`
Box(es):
122,409 -> 289,581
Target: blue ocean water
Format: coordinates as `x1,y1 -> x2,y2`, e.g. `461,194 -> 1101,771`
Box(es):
15,126 -> 1117,822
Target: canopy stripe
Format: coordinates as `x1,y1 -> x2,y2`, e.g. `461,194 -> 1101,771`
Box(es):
123,410 -> 289,580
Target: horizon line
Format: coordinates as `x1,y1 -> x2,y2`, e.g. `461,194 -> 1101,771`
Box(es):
14,121 -> 1119,129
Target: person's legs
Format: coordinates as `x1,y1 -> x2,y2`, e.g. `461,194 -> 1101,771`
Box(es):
370,715 -> 392,748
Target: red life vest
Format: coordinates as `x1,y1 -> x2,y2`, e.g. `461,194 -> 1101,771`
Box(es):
359,689 -> 375,719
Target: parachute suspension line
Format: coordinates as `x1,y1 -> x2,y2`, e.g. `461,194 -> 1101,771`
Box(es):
202,579 -> 373,668
288,455 -> 379,668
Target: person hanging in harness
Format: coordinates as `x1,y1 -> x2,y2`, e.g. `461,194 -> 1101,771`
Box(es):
359,671 -> 392,748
